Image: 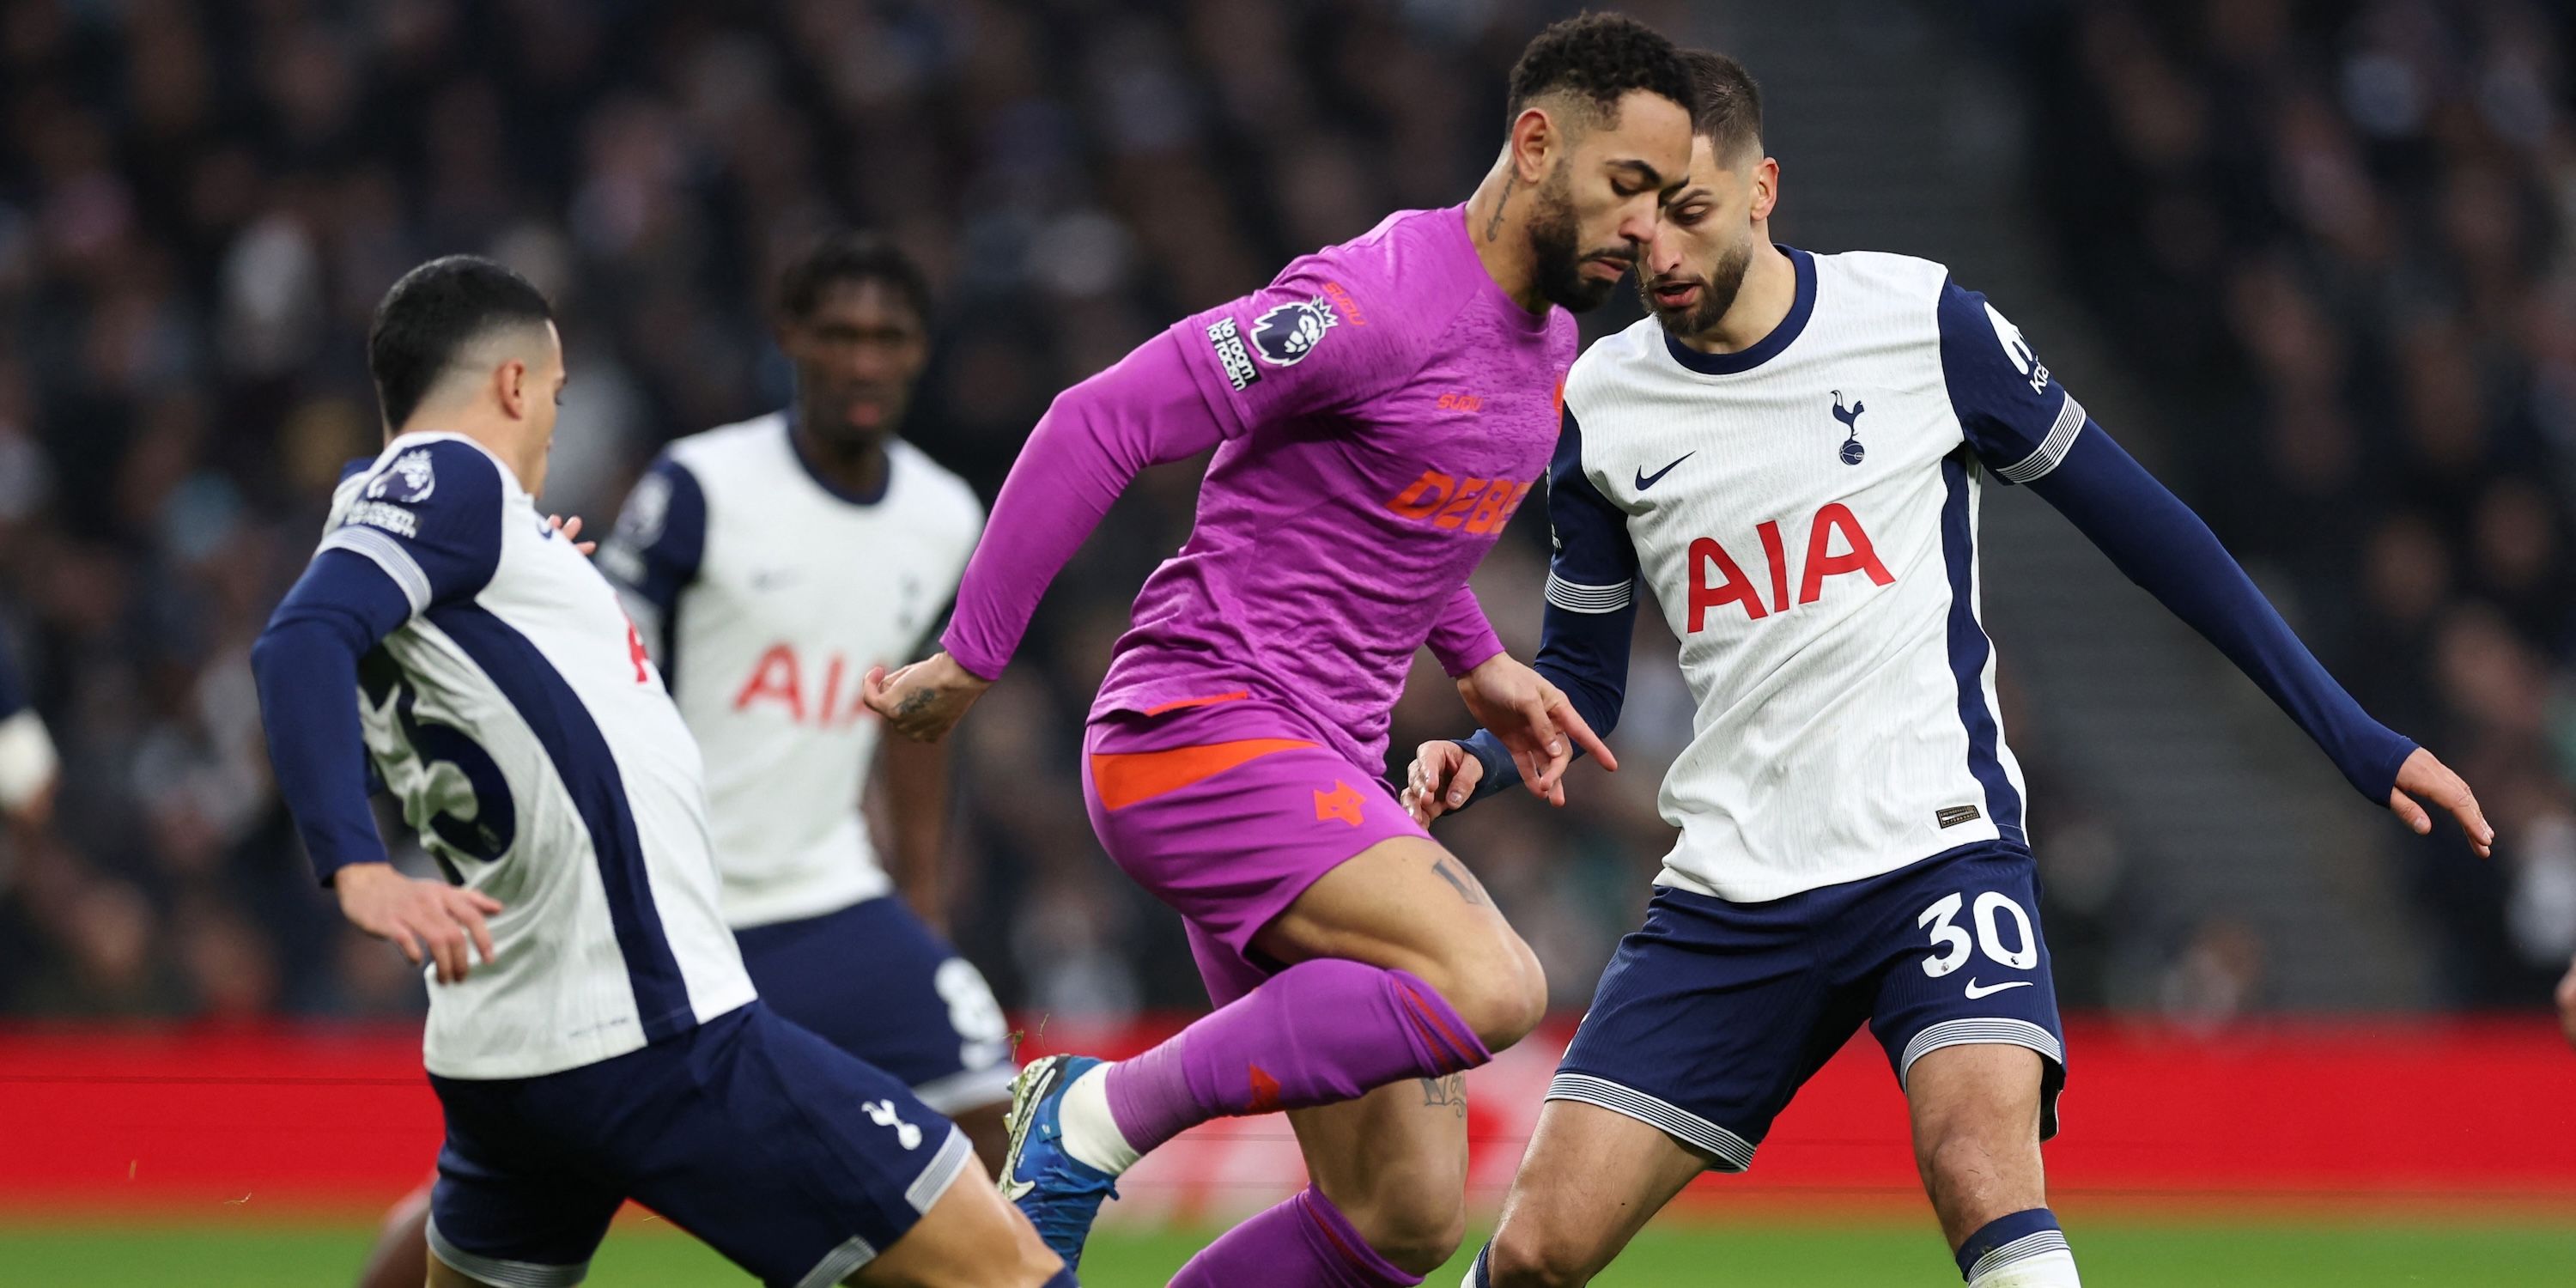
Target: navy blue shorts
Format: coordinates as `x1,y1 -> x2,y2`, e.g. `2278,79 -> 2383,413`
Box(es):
1553,843 -> 2066,1173
734,896 -> 1015,1115
426,1001 -> 976,1288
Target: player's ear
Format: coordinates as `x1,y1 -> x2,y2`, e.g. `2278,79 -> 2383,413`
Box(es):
1747,155 -> 1780,223
1509,105 -> 1557,184
495,358 -> 529,421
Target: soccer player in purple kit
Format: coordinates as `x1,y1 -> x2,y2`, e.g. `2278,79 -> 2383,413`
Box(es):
860,13 -> 1697,1285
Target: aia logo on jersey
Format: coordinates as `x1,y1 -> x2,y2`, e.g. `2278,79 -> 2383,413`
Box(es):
1831,390 -> 1866,465
733,644 -> 877,726
1251,296 -> 1338,366
1384,470 -> 1532,534
1687,504 -> 1893,631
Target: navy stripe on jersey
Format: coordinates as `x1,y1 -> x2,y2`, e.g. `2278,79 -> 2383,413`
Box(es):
600,455 -> 708,689
1937,453 -> 2025,844
428,604 -> 696,1042
1662,246 -> 1815,376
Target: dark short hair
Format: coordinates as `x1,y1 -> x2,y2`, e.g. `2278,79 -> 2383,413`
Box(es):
1505,12 -> 1695,131
367,255 -> 555,429
1682,50 -> 1764,160
776,232 -> 933,327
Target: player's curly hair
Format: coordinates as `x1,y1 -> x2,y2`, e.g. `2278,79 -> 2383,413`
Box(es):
1682,49 -> 1765,161
776,232 -> 933,327
1505,12 -> 1696,131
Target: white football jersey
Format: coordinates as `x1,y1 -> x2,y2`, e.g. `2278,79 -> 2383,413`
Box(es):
1552,249 -> 2087,901
320,433 -> 755,1079
599,414 -> 984,928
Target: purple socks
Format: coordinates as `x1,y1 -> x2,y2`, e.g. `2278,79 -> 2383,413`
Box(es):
1170,1187 -> 1424,1288
1103,958 -> 1488,1156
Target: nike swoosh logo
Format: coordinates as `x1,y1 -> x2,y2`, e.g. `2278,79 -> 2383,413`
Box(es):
1963,979 -> 2034,999
1634,453 -> 1694,491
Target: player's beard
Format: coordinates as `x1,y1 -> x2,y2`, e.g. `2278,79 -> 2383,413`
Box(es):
1527,163 -> 1634,313
1642,230 -> 1755,337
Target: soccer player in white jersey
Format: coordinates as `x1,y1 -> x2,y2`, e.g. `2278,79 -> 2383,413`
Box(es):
252,256 -> 1067,1288
1406,54 -> 2495,1288
595,234 -> 1015,1163
355,237 -> 1012,1288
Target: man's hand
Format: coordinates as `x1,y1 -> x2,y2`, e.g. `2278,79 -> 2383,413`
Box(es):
333,861 -> 501,985
546,513 -> 596,556
2555,955 -> 2576,1051
1453,653 -> 1615,807
1400,740 -> 1486,826
2389,746 -> 2494,858
862,652 -> 993,744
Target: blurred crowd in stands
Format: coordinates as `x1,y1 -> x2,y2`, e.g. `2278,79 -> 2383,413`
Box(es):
2020,0 -> 2575,1005
0,0 -> 2557,1025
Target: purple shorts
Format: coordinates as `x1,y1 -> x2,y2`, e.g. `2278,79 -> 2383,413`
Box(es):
1082,694 -> 1428,1005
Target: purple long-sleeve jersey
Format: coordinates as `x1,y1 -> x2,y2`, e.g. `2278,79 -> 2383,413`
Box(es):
941,205 -> 1576,769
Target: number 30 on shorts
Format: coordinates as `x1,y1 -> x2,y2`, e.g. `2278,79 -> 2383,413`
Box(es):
1917,890 -> 2038,979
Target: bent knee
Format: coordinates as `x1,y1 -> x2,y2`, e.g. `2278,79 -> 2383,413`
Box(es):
1419,937 -> 1547,1052
1337,1187 -> 1469,1275
1488,1217 -> 1613,1288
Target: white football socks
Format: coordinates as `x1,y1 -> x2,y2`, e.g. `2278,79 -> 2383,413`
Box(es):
1967,1240 -> 2081,1287
1054,1063 -> 1142,1175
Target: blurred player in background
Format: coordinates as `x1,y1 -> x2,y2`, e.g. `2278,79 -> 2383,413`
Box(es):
256,256 -> 1067,1288
599,234 -> 1012,1153
359,234 -> 1010,1288
0,629 -> 58,828
863,12 -> 1692,1285
1406,52 -> 2494,1288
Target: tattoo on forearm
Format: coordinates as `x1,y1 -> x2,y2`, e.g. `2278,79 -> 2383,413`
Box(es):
1431,856 -> 1485,906
1482,173 -> 1516,243
1420,1072 -> 1467,1118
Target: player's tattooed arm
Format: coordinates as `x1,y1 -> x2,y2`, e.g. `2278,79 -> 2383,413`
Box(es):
1420,1072 -> 1467,1118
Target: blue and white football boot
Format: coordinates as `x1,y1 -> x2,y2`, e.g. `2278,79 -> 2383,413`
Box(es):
999,1054 -> 1122,1268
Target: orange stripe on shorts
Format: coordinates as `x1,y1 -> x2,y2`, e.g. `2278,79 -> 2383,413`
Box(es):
1091,738 -> 1315,811
1140,690 -> 1251,716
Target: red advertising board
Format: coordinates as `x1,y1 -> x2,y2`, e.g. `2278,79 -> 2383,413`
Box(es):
2,1017 -> 2569,1221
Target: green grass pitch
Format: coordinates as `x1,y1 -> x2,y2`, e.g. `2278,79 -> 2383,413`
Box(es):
3,1218 -> 2573,1285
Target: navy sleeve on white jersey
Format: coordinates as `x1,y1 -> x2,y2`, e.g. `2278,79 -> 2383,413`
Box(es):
1938,279 -> 2415,799
319,440 -> 509,613
255,440 -> 507,883
1456,405 -> 1640,806
1935,278 -> 2088,485
598,454 -> 707,674
2026,424 -> 2417,801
